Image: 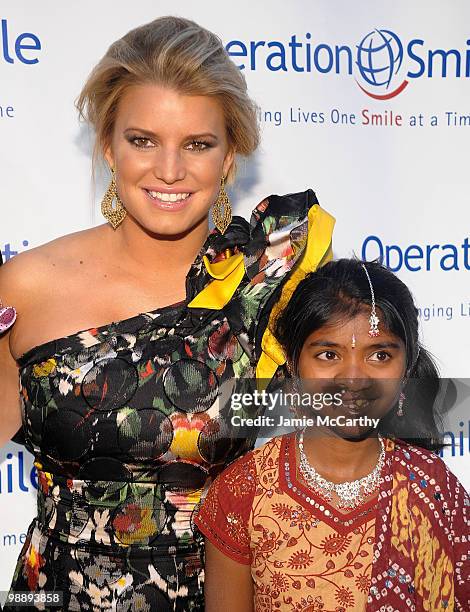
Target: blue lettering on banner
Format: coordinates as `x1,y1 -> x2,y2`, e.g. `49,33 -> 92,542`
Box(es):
225,30 -> 470,99
0,19 -> 41,65
0,451 -> 37,494
361,235 -> 470,272
0,105 -> 14,118
226,32 -> 470,79
445,111 -> 470,126
290,107 -> 325,123
1,240 -> 29,261
418,304 -> 454,321
2,531 -> 29,547
439,421 -> 470,458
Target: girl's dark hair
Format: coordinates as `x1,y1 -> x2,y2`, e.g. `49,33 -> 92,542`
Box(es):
275,258 -> 444,451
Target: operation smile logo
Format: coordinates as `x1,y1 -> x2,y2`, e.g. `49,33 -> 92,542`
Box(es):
355,29 -> 407,100
226,27 -> 470,100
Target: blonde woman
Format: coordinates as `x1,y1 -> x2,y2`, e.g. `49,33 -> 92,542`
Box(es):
0,16 -> 334,611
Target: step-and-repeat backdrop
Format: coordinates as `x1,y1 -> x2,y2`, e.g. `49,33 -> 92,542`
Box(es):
1,0 -> 469,591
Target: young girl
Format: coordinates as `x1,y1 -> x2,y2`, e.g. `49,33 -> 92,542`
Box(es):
194,259 -> 469,612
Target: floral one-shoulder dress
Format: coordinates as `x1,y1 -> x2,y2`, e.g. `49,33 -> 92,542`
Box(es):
5,190 -> 334,611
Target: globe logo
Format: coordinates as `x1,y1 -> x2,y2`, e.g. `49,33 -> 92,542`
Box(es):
356,29 -> 404,90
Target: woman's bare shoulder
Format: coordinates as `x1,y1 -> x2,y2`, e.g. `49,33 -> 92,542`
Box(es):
0,226 -> 107,305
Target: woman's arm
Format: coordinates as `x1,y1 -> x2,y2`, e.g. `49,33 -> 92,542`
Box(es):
204,539 -> 253,612
0,323 -> 21,448
0,261 -> 22,448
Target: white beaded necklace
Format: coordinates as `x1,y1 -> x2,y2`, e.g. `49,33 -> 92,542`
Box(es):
298,429 -> 385,510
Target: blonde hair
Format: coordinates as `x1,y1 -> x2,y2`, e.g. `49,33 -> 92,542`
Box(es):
76,16 -> 259,181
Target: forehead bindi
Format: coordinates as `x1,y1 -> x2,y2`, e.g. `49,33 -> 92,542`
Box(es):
114,84 -> 227,138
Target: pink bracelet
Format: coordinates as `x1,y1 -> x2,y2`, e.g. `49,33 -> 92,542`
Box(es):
0,300 -> 17,333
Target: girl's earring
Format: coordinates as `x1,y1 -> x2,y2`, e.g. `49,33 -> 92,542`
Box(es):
289,380 -> 300,416
101,168 -> 127,229
397,391 -> 405,417
212,176 -> 232,235
286,361 -> 299,414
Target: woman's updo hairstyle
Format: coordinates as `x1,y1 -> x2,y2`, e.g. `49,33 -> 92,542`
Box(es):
76,16 -> 259,181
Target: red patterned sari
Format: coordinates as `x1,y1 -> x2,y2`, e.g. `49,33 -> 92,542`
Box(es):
195,434 -> 470,611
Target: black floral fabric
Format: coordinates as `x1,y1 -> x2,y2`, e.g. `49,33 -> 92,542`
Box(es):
6,190 -> 329,611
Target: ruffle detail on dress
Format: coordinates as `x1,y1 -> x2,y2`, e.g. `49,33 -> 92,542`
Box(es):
187,189 -> 335,383
256,200 -> 335,381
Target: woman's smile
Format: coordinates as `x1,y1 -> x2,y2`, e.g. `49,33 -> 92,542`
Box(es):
143,188 -> 194,210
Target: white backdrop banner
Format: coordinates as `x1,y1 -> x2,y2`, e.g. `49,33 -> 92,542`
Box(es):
1,0 -> 469,594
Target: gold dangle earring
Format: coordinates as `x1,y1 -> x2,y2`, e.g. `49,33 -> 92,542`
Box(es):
212,175 -> 232,235
101,168 -> 127,229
